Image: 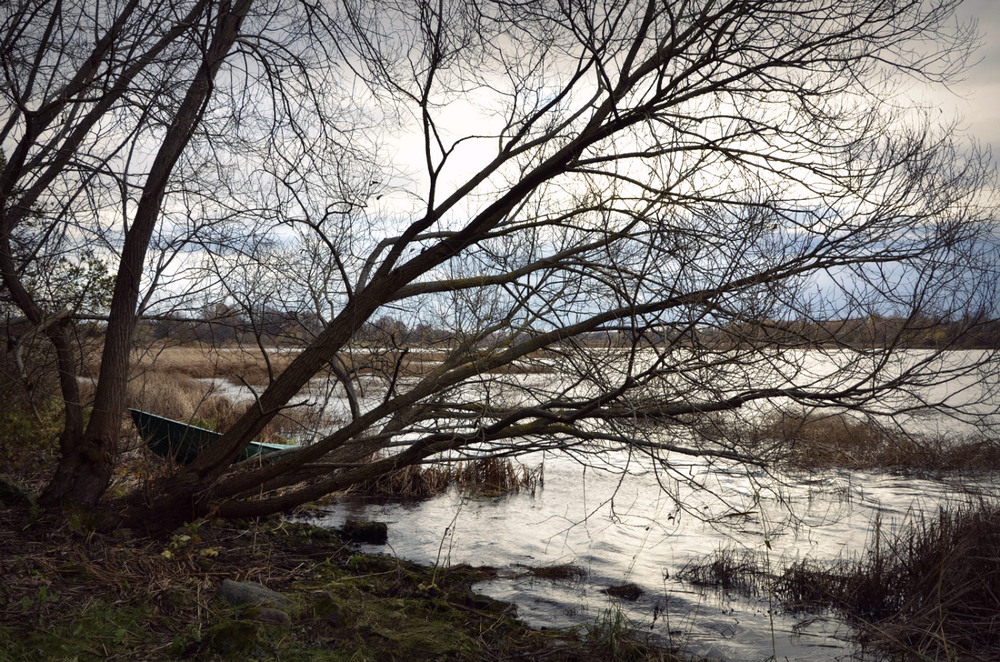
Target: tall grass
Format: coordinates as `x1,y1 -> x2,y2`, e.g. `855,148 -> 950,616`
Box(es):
828,502 -> 1000,660
699,411 -> 1000,472
123,370 -> 322,447
355,457 -> 542,499
583,605 -> 668,662
678,501 -> 1000,660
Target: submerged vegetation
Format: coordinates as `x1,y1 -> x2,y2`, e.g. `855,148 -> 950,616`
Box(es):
679,500 -> 1000,661
697,411 -> 1000,472
357,456 -> 542,500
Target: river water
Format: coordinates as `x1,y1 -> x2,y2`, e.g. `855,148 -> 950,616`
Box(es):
309,451 -> 998,661
215,348 -> 998,660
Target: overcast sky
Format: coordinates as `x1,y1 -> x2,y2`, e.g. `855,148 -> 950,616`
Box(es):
949,0 -> 1000,152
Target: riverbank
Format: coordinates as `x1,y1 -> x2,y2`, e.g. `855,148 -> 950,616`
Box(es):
0,505 -> 679,662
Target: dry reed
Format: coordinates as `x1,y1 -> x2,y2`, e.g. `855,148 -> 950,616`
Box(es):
702,411 -> 1000,472
126,344 -> 298,385
762,502 -> 1000,661
680,503 -> 1000,660
774,413 -> 1000,471
356,457 -> 542,499
831,502 -> 1000,660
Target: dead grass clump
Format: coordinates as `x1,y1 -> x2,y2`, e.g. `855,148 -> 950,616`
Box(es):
357,457 -> 541,500
756,412 -> 1000,472
452,457 -> 542,497
676,547 -> 769,595
126,372 -> 208,422
517,563 -> 588,581
358,463 -> 455,500
755,412 -> 930,470
602,582 -> 644,601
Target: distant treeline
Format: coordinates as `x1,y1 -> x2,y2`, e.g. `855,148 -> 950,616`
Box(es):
134,309 -> 1000,350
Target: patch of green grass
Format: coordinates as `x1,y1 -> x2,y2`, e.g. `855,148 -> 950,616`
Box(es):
0,515 -> 686,662
0,600 -> 151,662
582,606 -> 670,662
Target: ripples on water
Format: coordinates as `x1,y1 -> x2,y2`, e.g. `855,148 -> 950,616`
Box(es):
311,452 -> 999,662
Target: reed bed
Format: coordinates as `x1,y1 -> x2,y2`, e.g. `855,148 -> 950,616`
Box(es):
356,457 -> 542,499
784,415 -> 1000,471
123,342 -> 559,390
699,411 -> 1000,472
763,413 -> 1000,471
827,501 -> 1000,661
125,344 -> 299,385
680,501 -> 1000,661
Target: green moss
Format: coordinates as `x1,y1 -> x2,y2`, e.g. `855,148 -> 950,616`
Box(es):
1,519 -> 678,662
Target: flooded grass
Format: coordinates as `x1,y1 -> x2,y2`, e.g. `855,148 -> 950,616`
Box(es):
676,547 -> 769,595
698,411 -> 1000,472
680,501 -> 1000,661
516,563 -> 588,581
357,456 -> 542,499
602,582 -> 644,600
768,413 -> 1000,471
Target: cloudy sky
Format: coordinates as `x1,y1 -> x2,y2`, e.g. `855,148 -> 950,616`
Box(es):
949,0 -> 1000,152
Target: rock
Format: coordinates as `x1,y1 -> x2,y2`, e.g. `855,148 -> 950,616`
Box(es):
111,527 -> 135,542
601,582 -> 644,600
247,606 -> 291,625
205,620 -> 258,654
339,518 -> 388,544
462,588 -> 501,611
313,592 -> 347,628
217,579 -> 290,608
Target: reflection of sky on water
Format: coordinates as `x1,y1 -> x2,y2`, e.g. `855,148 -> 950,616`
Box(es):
197,347 -> 1000,660
310,451 -> 998,661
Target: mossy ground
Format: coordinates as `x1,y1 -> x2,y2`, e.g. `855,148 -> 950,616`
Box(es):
0,507 -> 676,662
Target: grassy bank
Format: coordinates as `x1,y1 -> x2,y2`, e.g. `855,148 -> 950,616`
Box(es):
0,508 -> 677,662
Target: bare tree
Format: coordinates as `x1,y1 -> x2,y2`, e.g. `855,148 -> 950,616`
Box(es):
3,0 -> 997,531
0,0 -> 360,505
132,0 -> 997,531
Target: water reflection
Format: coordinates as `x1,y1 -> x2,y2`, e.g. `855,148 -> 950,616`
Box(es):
309,452 -> 998,661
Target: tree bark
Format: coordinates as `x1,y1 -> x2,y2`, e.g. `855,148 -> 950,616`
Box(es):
41,0 -> 254,508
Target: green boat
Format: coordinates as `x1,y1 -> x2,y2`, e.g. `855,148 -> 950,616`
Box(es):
129,409 -> 291,464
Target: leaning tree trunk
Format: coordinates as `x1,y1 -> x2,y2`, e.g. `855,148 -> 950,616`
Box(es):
40,0 -> 254,509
